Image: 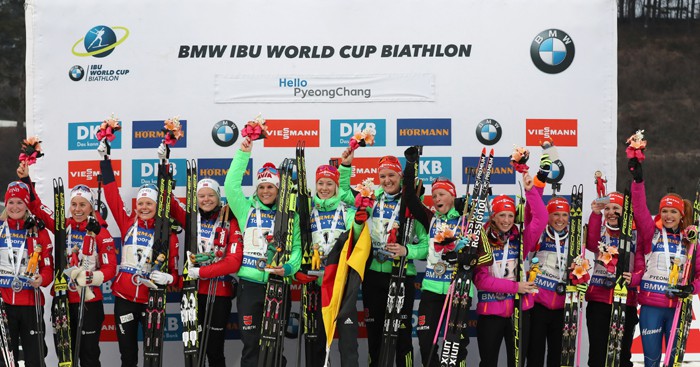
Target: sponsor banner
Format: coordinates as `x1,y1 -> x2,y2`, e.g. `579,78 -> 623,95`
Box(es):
198,157 -> 253,187
68,160 -> 121,188
263,119 -> 320,147
330,119 -> 386,147
100,314 -> 118,341
398,157 -> 451,183
525,119 -> 578,147
462,157 -> 515,185
331,157 -> 381,186
132,120 -> 188,148
215,74 -> 435,103
68,121 -> 122,150
396,118 -> 451,146
132,159 -> 187,187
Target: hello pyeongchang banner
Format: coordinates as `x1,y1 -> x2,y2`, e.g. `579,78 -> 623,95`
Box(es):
25,0 -> 624,365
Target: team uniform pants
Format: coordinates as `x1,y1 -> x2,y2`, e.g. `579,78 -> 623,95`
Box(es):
477,309 -> 531,367
5,304 -> 48,367
362,269 -> 415,367
69,299 -> 106,367
639,305 -> 676,367
308,278 -> 360,367
586,301 -> 638,367
114,297 -> 148,367
417,290 -> 469,367
197,295 -> 233,367
527,303 -> 564,367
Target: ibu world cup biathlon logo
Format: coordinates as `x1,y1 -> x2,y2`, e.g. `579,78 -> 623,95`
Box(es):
530,29 -> 575,74
72,25 -> 130,58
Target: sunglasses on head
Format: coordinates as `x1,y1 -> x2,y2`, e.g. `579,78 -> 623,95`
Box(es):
8,181 -> 29,191
258,167 -> 279,175
432,177 -> 451,185
378,156 -> 399,165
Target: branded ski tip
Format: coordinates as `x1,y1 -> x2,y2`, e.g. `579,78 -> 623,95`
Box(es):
489,148 -> 494,156
481,147 -> 486,154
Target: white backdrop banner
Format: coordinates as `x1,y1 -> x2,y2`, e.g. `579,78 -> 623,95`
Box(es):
25,0 -> 630,365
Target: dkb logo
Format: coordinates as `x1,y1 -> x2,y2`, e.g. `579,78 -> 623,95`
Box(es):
330,119 -> 386,147
68,122 -> 122,150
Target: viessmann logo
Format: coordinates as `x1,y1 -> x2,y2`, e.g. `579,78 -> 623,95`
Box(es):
525,119 -> 578,147
68,160 -> 121,188
396,119 -> 451,146
68,121 -> 122,150
329,157 -> 381,186
263,120 -> 320,147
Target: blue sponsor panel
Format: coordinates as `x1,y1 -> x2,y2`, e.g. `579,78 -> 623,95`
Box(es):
330,119 -> 386,147
132,159 -> 187,187
132,120 -> 187,148
68,121 -> 122,150
399,157 -> 451,183
101,237 -> 121,304
198,157 -> 253,187
461,157 -> 515,185
396,118 -> 451,146
136,314 -> 189,341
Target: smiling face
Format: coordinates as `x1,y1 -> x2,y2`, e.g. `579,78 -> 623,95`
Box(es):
315,178 -> 337,200
378,169 -> 401,195
660,207 -> 682,230
492,211 -> 515,233
136,198 -> 157,221
548,211 -> 570,232
604,203 -> 622,227
197,188 -> 220,213
257,183 -> 279,206
432,189 -> 454,215
70,197 -> 93,223
5,198 -> 28,221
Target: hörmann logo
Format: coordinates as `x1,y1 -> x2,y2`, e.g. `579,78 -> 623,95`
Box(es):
525,119 -> 578,147
462,157 -> 515,185
132,159 -> 187,187
396,119 -> 451,146
198,158 -> 253,187
399,157 -> 451,183
68,122 -> 122,150
69,160 -> 121,188
263,120 -> 320,147
132,120 -> 187,148
330,119 -> 386,147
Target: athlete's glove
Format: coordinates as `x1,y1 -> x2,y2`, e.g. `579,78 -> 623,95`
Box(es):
73,269 -> 105,287
150,270 -> 174,285
536,154 -> 552,183
157,142 -> 168,160
186,251 -> 200,280
86,216 -> 101,234
97,139 -> 110,159
628,158 -> 643,183
670,284 -> 695,299
404,146 -> 420,164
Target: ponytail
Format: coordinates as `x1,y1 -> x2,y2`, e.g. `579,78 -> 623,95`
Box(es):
682,198 -> 693,229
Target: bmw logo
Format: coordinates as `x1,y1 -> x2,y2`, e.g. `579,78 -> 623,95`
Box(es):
475,119 -> 502,145
547,160 -> 566,184
531,29 -> 575,74
69,65 -> 84,81
211,120 -> 239,147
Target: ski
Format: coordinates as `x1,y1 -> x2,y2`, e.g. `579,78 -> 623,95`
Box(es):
0,291 -> 14,367
560,184 -> 584,367
49,178 -> 72,367
182,160 -> 199,367
143,152 -> 174,367
437,148 -> 493,367
258,159 -> 297,367
294,142 -> 321,367
605,184 -> 633,367
513,183 -> 526,367
663,179 -> 699,367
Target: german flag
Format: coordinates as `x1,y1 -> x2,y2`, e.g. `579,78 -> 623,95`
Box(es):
321,223 -> 371,365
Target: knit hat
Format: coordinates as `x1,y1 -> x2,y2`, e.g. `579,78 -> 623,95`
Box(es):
659,194 -> 684,215
70,185 -> 94,206
492,195 -> 516,214
609,192 -> 623,207
137,184 -> 159,203
431,178 -> 456,197
315,165 -> 339,186
257,163 -> 280,188
197,178 -> 221,198
378,155 -> 402,174
547,197 -> 570,214
5,181 -> 30,206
